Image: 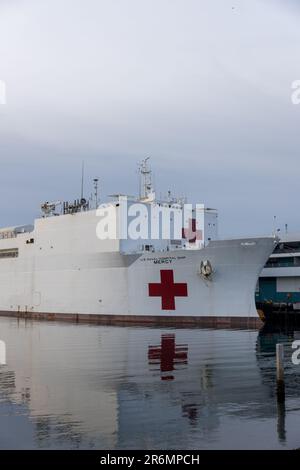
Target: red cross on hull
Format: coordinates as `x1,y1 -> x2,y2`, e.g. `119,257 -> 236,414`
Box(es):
148,269 -> 188,310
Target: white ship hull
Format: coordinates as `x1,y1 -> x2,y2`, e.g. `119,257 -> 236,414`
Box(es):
0,210 -> 276,325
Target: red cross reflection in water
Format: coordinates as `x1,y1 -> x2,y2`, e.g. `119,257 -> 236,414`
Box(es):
148,334 -> 188,381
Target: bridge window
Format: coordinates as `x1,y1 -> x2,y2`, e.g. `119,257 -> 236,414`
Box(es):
265,256 -> 299,268
274,242 -> 300,253
0,248 -> 19,259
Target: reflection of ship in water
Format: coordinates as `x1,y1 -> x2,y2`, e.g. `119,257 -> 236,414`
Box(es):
257,324 -> 295,354
255,324 -> 300,445
256,324 -> 300,398
118,331 -> 295,448
148,334 -> 188,381
0,320 -> 122,448
0,318 -> 299,449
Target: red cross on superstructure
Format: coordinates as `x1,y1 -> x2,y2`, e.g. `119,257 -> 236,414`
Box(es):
148,269 -> 188,310
182,218 -> 202,243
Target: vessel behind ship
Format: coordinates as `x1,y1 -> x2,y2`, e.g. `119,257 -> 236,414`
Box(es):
257,233 -> 300,324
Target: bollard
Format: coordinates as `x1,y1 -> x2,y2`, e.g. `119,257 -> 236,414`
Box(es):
0,340 -> 6,365
276,343 -> 285,403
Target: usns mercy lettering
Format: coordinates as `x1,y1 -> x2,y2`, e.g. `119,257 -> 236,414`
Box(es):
0,160 -> 276,326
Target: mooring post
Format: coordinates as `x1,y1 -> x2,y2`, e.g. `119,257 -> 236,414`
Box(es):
0,340 -> 6,366
276,343 -> 285,403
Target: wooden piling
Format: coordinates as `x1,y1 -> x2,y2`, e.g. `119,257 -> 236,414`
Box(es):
0,340 -> 6,365
276,343 -> 285,403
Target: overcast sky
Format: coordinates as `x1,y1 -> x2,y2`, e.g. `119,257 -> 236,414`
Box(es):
0,0 -> 300,236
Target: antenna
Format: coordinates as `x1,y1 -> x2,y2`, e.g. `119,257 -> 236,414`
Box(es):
273,215 -> 277,237
81,161 -> 85,200
93,178 -> 99,208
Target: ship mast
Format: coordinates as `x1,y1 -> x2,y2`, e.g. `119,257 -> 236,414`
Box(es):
138,157 -> 155,202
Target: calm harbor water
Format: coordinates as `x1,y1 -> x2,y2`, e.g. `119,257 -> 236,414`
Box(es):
0,316 -> 300,449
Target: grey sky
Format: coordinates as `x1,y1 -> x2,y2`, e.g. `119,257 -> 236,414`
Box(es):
0,0 -> 300,236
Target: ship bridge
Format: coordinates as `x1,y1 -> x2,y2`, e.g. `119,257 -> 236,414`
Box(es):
0,225 -> 34,240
